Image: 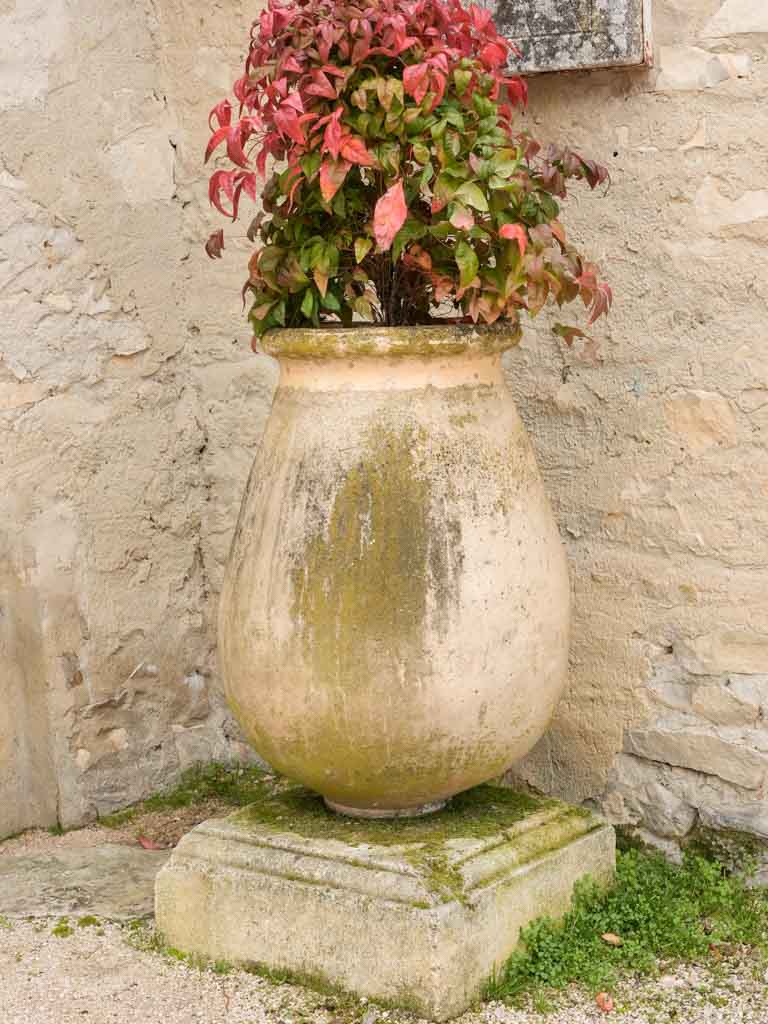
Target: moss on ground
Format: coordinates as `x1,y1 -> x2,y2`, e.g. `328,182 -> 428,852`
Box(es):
98,763 -> 273,828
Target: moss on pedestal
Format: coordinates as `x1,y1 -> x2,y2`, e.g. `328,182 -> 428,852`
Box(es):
231,773 -> 546,846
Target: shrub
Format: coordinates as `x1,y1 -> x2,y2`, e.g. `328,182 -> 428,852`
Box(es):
205,0 -> 612,342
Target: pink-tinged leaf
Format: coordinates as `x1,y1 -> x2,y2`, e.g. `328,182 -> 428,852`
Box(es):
403,62 -> 429,103
550,220 -> 566,245
351,37 -> 370,63
323,110 -> 343,160
138,836 -> 166,851
205,229 -> 225,259
281,55 -> 303,73
374,179 -> 407,252
319,158 -> 351,202
450,204 -> 474,230
588,282 -> 613,324
306,70 -> 338,99
208,99 -> 232,131
340,135 -> 376,167
499,223 -> 528,258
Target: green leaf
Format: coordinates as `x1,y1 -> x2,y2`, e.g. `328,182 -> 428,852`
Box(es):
412,142 -> 430,165
455,182 -> 489,212
444,109 -> 465,130
392,218 -> 426,262
419,162 -> 434,190
354,237 -> 373,264
455,240 -> 479,290
453,68 -> 472,97
300,288 -> 317,319
320,289 -> 341,312
300,152 -> 322,180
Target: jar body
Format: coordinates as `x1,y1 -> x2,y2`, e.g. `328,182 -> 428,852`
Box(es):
218,325 -> 570,815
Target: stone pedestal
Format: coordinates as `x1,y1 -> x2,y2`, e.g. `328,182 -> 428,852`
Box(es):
155,779 -> 614,1020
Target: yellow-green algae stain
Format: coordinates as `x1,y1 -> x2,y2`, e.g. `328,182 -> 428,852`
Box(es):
290,424 -> 463,695
226,772 -> 593,905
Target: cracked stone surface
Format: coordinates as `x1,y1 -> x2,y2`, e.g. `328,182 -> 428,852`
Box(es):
0,845 -> 169,920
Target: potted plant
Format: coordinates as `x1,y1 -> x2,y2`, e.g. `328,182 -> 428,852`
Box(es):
209,0 -> 611,818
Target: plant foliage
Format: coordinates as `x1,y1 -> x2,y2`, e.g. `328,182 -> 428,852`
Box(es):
205,0 -> 612,341
484,849 -> 768,1002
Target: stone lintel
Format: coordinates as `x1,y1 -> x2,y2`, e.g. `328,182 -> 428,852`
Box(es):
156,783 -> 615,1019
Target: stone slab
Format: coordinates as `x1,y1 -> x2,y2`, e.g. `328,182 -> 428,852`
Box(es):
483,0 -> 651,75
0,844 -> 170,920
155,782 -> 615,1019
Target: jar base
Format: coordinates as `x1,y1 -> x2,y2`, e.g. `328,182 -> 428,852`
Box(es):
324,798 -> 447,819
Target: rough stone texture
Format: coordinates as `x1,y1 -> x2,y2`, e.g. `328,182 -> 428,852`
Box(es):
156,797 -> 615,1020
502,0 -> 768,857
3,0 -> 768,861
0,845 -> 169,920
484,0 -> 650,75
0,1 -> 271,839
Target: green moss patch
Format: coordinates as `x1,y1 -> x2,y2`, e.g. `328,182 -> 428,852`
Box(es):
98,763 -> 272,829
231,775 -> 544,846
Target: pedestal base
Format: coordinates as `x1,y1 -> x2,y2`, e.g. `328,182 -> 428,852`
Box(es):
155,779 -> 615,1021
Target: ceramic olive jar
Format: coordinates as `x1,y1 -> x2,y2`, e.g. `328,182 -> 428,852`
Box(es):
218,324 -> 570,817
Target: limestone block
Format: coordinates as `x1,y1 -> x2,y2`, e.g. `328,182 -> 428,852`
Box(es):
655,47 -> 731,91
690,681 -> 761,727
676,631 -> 768,677
486,0 -> 649,75
0,845 -> 169,920
664,390 -> 738,453
156,782 -> 615,1020
702,0 -> 768,39
623,728 -> 768,790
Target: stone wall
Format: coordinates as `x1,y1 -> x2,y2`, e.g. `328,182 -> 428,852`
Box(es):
2,0 -> 767,853
0,0 -> 269,835
505,0 -> 768,863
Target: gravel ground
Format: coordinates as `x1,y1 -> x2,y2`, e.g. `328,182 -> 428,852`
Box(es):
0,917 -> 766,1024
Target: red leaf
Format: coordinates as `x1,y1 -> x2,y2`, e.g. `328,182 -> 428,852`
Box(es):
403,62 -> 429,103
208,169 -> 237,216
319,158 -> 351,202
479,41 -> 507,69
596,992 -> 614,1014
205,229 -> 224,259
374,179 -> 407,252
225,124 -> 249,168
499,223 -> 527,258
323,109 -> 343,160
138,836 -> 166,851
205,126 -> 228,164
340,135 -> 376,167
274,107 -> 305,145
208,99 -> 231,131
